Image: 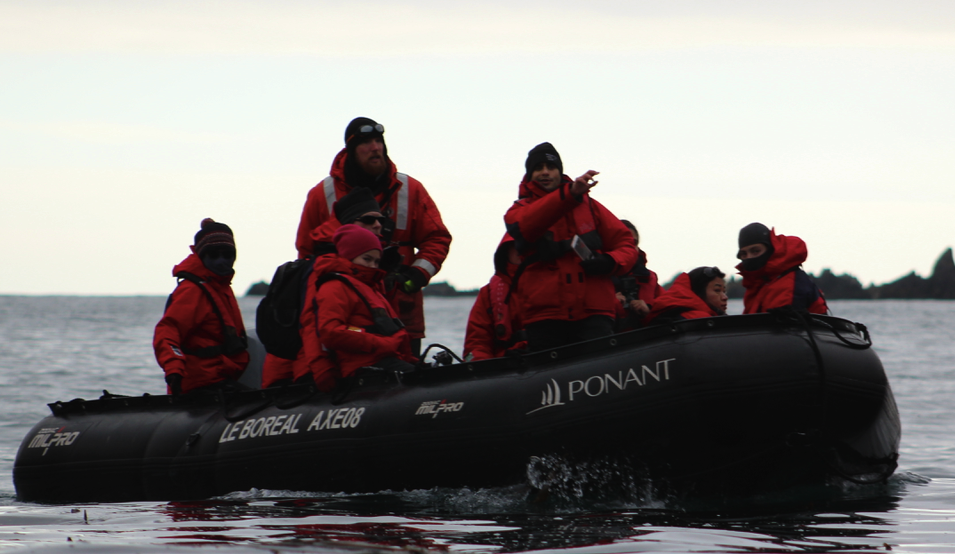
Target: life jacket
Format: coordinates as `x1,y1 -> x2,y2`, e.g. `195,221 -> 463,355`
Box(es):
314,273 -> 405,338
166,272 -> 248,358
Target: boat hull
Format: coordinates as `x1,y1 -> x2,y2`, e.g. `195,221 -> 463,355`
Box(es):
14,313 -> 900,502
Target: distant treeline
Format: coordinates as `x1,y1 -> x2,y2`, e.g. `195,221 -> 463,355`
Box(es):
246,248 -> 955,300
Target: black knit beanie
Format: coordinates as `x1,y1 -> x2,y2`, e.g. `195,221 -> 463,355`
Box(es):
344,116 -> 385,146
194,218 -> 235,257
687,266 -> 725,300
524,142 -> 563,177
334,186 -> 381,224
738,222 -> 772,249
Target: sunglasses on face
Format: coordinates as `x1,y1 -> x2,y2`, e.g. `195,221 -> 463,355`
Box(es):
357,215 -> 387,225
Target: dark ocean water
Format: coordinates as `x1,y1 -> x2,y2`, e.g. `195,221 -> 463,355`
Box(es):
0,296 -> 953,553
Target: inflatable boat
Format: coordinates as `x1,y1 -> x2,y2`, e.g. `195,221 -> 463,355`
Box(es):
13,312 -> 900,503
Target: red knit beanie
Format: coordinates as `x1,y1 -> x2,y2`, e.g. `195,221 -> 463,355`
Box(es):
334,224 -> 382,261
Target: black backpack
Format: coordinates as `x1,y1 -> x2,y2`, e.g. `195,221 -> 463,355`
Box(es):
255,258 -> 314,360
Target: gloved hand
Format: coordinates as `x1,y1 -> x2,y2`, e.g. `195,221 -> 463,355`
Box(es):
579,253 -> 616,275
399,266 -> 430,294
165,373 -> 183,396
378,334 -> 407,355
379,246 -> 403,272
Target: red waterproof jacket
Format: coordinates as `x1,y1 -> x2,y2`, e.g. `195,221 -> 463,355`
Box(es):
154,254 -> 249,394
737,229 -> 828,315
295,149 -> 452,338
464,238 -> 526,360
646,273 -> 721,324
301,254 -> 416,380
504,176 -> 637,325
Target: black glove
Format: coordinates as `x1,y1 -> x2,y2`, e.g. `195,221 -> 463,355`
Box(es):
165,373 -> 183,396
579,253 -> 616,276
399,267 -> 430,294
379,246 -> 403,272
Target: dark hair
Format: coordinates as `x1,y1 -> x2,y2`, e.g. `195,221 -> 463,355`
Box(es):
687,266 -> 725,299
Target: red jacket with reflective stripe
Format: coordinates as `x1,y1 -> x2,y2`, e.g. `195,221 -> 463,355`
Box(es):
646,273 -> 720,324
301,254 -> 416,379
153,254 -> 249,393
504,177 -> 637,325
737,229 -> 828,315
295,149 -> 452,338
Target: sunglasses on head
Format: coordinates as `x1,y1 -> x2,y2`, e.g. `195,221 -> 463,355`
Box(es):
702,266 -> 722,279
358,124 -> 384,134
347,124 -> 385,143
357,215 -> 387,225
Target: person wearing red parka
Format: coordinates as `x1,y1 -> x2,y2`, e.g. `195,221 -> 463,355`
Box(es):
261,187 -> 390,389
504,142 -> 637,351
613,219 -> 665,331
301,224 -> 416,389
154,219 -> 249,395
736,223 -> 828,315
463,236 -> 527,361
646,266 -> 728,324
295,117 -> 452,356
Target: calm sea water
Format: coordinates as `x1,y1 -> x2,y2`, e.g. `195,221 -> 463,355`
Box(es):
0,296 -> 953,553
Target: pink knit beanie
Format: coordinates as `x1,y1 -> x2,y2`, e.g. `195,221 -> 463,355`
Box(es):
333,224 -> 382,261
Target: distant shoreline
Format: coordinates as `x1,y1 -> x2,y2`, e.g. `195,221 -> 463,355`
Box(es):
245,248 -> 955,301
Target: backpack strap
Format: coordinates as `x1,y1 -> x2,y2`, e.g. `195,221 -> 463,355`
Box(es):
168,272 -> 247,358
315,273 -> 404,336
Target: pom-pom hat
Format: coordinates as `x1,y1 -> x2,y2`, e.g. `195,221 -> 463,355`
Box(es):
193,218 -> 235,257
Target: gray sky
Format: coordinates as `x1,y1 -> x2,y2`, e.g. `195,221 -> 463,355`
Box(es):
2,0 -> 954,295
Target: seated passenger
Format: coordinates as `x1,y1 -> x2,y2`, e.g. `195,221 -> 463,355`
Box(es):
463,237 -> 527,361
301,224 -> 416,390
308,186 -> 387,255
613,219 -> 664,330
260,187 -> 391,389
646,266 -> 728,324
154,219 -> 249,395
736,222 -> 828,315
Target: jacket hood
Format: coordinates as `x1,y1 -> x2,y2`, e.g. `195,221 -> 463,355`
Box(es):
651,273 -> 718,317
173,253 -> 232,285
493,234 -> 518,277
517,174 -> 573,200
736,229 -> 808,281
312,253 -> 385,286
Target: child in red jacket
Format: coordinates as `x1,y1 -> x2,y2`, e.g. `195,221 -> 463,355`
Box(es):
154,219 -> 249,395
646,266 -> 728,324
301,224 -> 416,390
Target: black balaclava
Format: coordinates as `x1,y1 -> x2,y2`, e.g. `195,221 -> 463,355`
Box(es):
524,142 -> 563,178
194,218 -> 236,276
343,117 -> 390,193
737,222 -> 774,272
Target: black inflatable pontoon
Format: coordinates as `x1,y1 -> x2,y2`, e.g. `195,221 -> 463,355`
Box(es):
14,313 -> 900,503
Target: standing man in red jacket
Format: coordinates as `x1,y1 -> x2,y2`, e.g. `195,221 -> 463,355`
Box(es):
504,142 -> 637,351
296,117 -> 452,355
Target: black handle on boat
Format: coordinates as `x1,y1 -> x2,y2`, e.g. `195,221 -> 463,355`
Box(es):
421,343 -> 464,366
